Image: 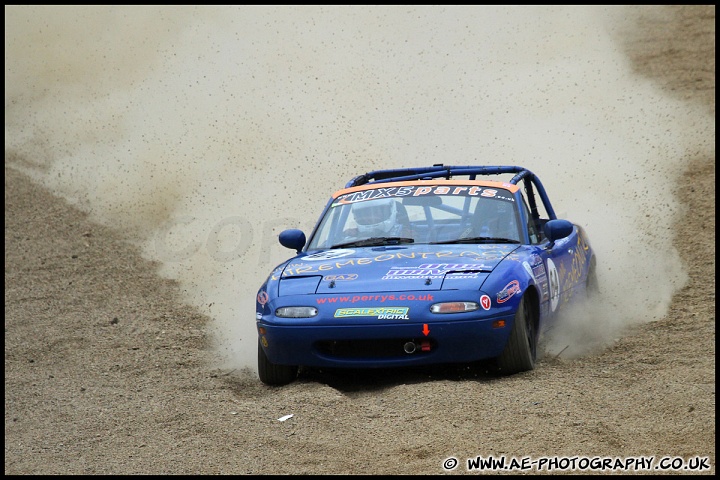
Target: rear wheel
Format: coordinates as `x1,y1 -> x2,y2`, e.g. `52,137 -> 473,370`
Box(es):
497,294 -> 537,374
257,340 -> 298,386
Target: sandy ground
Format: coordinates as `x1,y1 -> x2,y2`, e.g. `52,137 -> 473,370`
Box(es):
4,5 -> 715,475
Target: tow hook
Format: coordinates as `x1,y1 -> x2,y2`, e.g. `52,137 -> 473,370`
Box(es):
403,340 -> 432,354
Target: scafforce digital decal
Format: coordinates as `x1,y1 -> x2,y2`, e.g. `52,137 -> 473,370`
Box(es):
334,307 -> 410,320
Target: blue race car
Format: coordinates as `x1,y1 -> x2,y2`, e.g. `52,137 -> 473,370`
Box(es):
256,165 -> 597,385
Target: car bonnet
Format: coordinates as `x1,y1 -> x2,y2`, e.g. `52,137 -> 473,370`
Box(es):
277,244 -> 519,295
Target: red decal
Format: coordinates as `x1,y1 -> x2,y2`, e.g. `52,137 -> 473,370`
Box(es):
257,291 -> 269,305
480,294 -> 492,310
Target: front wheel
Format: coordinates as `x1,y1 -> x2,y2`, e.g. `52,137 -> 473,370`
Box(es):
496,294 -> 537,374
257,340 -> 298,386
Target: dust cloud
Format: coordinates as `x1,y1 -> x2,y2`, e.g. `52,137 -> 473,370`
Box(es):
5,6 -> 714,370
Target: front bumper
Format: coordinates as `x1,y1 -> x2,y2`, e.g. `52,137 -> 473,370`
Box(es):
257,315 -> 514,369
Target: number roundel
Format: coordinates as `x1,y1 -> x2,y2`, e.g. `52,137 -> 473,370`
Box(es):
546,258 -> 560,312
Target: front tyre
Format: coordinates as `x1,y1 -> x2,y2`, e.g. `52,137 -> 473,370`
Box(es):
496,294 -> 537,374
257,340 -> 298,386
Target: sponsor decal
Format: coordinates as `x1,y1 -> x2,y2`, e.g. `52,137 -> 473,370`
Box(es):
278,248 -> 514,278
480,294 -> 492,310
523,255 -> 550,302
528,254 -> 549,301
496,280 -> 521,304
334,185 -> 516,205
522,261 -> 535,280
547,258 -> 560,312
383,263 -> 490,280
334,306 -> 410,320
303,249 -> 355,261
558,234 -> 592,291
323,274 -> 358,281
317,294 -> 434,304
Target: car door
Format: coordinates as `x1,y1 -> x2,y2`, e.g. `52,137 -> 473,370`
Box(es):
518,188 -> 581,317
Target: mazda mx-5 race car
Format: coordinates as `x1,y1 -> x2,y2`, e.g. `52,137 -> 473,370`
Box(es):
256,165 -> 597,385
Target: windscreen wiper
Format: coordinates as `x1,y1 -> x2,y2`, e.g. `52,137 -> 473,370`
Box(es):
431,236 -> 520,245
331,237 -> 415,248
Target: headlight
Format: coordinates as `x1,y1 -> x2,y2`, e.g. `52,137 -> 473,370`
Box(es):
275,306 -> 319,318
430,302 -> 480,314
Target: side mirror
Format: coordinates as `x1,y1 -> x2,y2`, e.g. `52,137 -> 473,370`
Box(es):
543,219 -> 574,246
279,229 -> 306,253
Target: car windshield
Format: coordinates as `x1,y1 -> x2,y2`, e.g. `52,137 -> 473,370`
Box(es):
306,183 -> 523,250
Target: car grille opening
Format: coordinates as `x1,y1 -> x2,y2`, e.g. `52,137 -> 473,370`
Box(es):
314,338 -> 436,359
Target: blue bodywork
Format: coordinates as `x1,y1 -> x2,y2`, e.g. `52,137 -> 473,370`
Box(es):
255,165 -> 596,382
